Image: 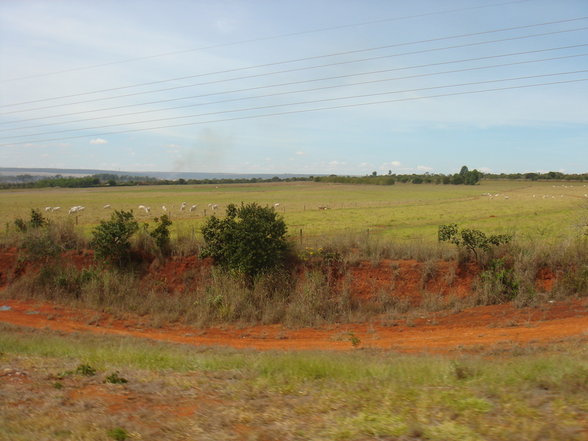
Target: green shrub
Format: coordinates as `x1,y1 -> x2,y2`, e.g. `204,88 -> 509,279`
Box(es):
438,224 -> 511,262
150,214 -> 172,257
20,230 -> 60,261
90,210 -> 139,268
477,258 -> 520,304
200,202 -> 291,282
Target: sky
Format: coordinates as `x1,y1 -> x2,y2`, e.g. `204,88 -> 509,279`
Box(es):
0,0 -> 587,175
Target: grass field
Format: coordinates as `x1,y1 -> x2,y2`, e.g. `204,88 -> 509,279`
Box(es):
1,324 -> 586,441
1,180 -> 587,242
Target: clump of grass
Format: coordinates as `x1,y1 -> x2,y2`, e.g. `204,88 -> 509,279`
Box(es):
107,427 -> 129,441
75,363 -> 96,376
105,371 -> 128,384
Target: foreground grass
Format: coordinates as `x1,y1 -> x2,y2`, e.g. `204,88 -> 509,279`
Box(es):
0,324 -> 586,440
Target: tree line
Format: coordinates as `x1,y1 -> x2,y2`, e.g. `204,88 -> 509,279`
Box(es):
1,167 -> 585,190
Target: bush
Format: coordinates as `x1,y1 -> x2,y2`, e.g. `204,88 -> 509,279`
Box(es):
477,258 -> 520,304
90,210 -> 139,268
150,214 -> 172,257
200,202 -> 291,282
14,209 -> 48,232
438,224 -> 511,262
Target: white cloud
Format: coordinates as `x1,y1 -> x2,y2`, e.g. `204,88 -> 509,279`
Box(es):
416,165 -> 433,172
295,151 -> 305,156
90,138 -> 108,145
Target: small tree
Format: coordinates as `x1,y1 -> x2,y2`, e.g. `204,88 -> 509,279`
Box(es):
438,223 -> 511,262
200,202 -> 290,282
91,210 -> 138,268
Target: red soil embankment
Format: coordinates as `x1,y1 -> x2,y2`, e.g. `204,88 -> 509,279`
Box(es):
0,249 -> 585,352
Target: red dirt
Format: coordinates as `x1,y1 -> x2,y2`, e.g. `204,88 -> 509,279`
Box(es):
0,249 -> 586,352
1,298 -> 586,352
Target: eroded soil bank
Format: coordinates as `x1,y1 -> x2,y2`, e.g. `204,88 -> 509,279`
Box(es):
0,249 -> 584,352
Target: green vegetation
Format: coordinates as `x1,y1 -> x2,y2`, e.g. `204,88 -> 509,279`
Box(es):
0,180 -> 586,242
201,202 -> 291,281
90,210 -> 139,268
149,214 -> 172,257
104,371 -> 128,384
107,427 -> 129,441
0,325 -> 586,441
0,179 -> 587,327
438,223 -> 511,262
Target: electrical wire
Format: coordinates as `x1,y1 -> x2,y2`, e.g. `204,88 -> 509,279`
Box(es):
2,70 -> 585,144
2,25 -> 587,116
2,50 -> 586,134
2,16 -> 586,108
0,0 -> 533,83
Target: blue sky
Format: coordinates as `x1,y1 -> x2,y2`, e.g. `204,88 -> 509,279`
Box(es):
0,0 -> 586,175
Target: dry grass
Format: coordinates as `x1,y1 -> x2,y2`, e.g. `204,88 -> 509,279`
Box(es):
0,324 -> 587,441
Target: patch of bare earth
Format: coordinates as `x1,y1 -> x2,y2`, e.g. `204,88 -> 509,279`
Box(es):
0,297 -> 586,352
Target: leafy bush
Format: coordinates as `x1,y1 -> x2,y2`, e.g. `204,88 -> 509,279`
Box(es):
200,202 -> 291,282
438,224 -> 511,262
150,214 -> 172,257
90,210 -> 139,268
478,258 -> 520,304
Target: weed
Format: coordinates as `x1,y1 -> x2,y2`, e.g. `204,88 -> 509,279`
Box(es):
107,427 -> 129,441
348,332 -> 361,347
105,371 -> 128,384
75,363 -> 96,376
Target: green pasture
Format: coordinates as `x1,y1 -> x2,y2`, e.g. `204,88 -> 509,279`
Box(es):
1,180 -> 586,242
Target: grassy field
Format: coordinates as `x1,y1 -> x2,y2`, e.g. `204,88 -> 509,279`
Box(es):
1,323 -> 586,441
1,180 -> 587,242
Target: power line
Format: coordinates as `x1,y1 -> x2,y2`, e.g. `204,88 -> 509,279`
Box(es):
2,70 -> 585,143
3,51 -> 586,134
0,0 -> 533,83
2,16 -> 586,108
3,43 -> 585,128
2,77 -> 585,148
3,25 -> 587,116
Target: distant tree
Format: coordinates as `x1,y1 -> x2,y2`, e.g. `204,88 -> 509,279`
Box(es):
459,165 -> 469,176
464,169 -> 482,185
451,174 -> 465,185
